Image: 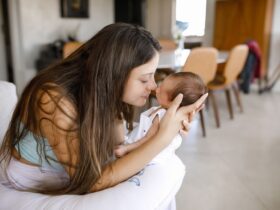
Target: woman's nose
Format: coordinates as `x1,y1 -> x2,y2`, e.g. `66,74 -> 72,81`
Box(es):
149,79 -> 157,90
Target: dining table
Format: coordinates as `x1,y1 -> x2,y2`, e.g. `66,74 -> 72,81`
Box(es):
158,49 -> 228,70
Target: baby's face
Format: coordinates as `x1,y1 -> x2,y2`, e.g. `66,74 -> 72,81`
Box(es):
155,76 -> 174,108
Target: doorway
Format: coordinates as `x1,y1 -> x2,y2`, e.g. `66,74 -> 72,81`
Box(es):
0,0 -> 14,82
114,0 -> 146,26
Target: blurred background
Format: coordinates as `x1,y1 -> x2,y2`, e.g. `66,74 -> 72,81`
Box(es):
0,0 -> 279,209
0,0 -> 279,93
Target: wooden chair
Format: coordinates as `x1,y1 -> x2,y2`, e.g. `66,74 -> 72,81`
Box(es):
182,47 -> 218,137
183,47 -> 218,84
158,38 -> 177,51
207,45 -> 249,127
63,41 -> 83,58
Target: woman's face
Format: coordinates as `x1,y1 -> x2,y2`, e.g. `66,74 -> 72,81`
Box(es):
122,52 -> 159,107
155,76 -> 174,108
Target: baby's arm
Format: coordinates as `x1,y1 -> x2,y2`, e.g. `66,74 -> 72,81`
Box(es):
114,115 -> 160,158
114,140 -> 144,158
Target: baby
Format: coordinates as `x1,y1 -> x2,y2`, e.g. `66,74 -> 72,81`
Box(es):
115,72 -> 207,161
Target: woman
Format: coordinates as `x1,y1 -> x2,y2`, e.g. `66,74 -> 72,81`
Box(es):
0,23 -> 207,195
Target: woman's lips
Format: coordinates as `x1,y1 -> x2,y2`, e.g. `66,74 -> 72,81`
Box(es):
142,95 -> 149,99
142,93 -> 150,99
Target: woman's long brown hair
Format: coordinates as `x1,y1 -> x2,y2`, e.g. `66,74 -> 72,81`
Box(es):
0,23 -> 161,194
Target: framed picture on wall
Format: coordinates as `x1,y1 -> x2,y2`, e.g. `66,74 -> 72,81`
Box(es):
60,0 -> 89,18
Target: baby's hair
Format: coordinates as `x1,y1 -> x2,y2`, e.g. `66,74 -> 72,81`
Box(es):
169,72 -> 207,107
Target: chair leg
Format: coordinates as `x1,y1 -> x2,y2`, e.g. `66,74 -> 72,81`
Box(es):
232,82 -> 243,113
199,110 -> 206,137
225,88 -> 234,119
205,97 -> 210,110
209,91 -> 220,128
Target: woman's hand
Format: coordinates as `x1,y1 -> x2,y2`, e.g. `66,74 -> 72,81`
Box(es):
158,93 -> 208,141
180,103 -> 205,135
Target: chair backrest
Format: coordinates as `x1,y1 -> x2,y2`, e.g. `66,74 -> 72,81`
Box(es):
182,47 -> 218,84
63,42 -> 83,58
158,38 -> 177,51
224,45 -> 249,85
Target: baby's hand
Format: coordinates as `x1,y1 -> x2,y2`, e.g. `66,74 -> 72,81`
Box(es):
114,144 -> 129,158
145,115 -> 160,139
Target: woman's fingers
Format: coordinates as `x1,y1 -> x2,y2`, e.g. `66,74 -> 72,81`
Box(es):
179,129 -> 188,136
167,93 -> 183,114
182,119 -> 191,130
196,104 -> 205,113
188,110 -> 195,122
180,93 -> 208,115
179,119 -> 191,136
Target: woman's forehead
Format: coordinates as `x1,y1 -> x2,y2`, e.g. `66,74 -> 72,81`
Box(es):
131,54 -> 159,76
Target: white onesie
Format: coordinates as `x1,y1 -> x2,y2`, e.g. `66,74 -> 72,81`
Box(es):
126,106 -> 182,164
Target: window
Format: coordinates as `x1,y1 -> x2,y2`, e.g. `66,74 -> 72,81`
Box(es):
176,0 -> 207,36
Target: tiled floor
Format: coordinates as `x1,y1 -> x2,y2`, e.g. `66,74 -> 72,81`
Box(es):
175,90 -> 280,210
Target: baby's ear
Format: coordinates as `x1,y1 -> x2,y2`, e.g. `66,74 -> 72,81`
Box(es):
163,95 -> 174,108
166,99 -> 174,108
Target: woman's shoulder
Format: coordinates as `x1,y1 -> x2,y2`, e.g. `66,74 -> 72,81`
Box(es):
36,83 -> 77,130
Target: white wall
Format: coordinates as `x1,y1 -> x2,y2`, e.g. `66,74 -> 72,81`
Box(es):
8,0 -> 280,92
146,0 -> 175,39
202,0 -> 216,47
146,0 -> 215,46
10,0 -> 114,93
268,0 -> 280,92
0,2 -> 7,81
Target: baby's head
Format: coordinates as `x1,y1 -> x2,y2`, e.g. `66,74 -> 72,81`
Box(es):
155,72 -> 207,108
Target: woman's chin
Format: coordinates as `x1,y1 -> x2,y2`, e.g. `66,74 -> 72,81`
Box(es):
134,99 -> 148,107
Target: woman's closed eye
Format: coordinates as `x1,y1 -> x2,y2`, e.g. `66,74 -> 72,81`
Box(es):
140,80 -> 149,84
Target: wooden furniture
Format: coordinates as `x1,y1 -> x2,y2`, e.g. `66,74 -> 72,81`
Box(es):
213,0 -> 274,78
182,47 -> 218,137
63,42 -> 83,58
208,45 -> 249,128
183,47 -> 218,85
158,38 -> 177,51
158,49 -> 190,70
158,49 -> 227,70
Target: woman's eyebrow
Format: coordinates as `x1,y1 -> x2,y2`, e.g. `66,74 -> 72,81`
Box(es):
141,72 -> 154,77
